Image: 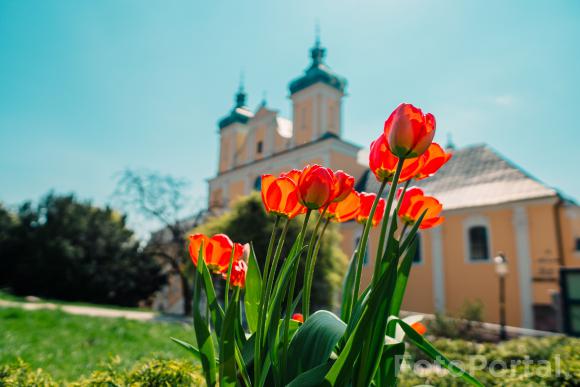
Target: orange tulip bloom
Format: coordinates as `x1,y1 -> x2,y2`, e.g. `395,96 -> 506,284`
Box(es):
397,187 -> 444,230
384,103 -> 436,158
261,174 -> 306,219
291,313 -> 304,323
331,170 -> 355,203
297,164 -> 335,210
411,321 -> 427,335
280,169 -> 302,184
325,190 -> 361,223
415,143 -> 452,180
356,192 -> 386,227
188,233 -> 244,273
369,134 -> 424,183
223,259 -> 248,288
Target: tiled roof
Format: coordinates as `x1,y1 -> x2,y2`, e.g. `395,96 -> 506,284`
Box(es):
364,144 -> 558,210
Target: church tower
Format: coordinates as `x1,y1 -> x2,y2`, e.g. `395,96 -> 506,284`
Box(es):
217,82 -> 253,173
288,34 -> 346,146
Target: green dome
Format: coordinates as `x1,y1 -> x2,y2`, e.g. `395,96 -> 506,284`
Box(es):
218,86 -> 253,130
289,40 -> 347,95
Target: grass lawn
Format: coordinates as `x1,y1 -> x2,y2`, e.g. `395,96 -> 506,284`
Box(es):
0,307 -> 195,382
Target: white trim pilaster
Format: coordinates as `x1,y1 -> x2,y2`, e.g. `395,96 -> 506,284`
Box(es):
513,206 -> 534,328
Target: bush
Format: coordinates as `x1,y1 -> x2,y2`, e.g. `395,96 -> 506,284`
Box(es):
0,193 -> 165,306
0,360 -> 56,387
194,192 -> 348,310
1,359 -> 204,386
427,299 -> 485,340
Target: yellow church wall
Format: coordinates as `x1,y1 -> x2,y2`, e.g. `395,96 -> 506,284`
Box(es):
293,99 -> 313,146
527,203 -> 561,304
228,180 -> 246,205
219,132 -> 231,173
236,133 -> 248,165
402,232 -> 436,314
441,209 -> 522,326
254,126 -> 266,161
329,151 -> 366,181
561,205 -> 580,267
327,99 -> 339,136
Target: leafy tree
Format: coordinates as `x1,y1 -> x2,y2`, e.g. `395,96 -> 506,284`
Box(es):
194,192 -> 348,311
113,169 -> 203,315
0,193 -> 164,306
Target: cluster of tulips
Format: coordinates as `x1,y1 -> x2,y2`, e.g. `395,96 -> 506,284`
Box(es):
175,103 -> 482,387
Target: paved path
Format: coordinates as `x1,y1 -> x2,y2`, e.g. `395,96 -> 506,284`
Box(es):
0,299 -> 158,321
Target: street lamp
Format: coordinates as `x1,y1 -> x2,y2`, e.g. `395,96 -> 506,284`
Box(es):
494,252 -> 508,341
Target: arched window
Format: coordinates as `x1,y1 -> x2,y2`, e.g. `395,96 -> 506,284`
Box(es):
256,141 -> 263,154
468,226 -> 490,261
253,176 -> 262,191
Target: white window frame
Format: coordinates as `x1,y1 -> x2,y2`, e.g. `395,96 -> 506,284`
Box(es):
463,216 -> 492,263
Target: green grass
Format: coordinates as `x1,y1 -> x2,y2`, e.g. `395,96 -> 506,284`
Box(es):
0,307 -> 195,382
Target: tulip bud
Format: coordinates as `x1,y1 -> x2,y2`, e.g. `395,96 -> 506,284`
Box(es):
356,192 -> 386,227
384,103 -> 436,158
331,170 -> 355,203
297,165 -> 335,210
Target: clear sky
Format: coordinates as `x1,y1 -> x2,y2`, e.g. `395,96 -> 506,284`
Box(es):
1,0 -> 579,232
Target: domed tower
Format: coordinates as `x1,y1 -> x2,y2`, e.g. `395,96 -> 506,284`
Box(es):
288,34 -> 346,146
217,82 -> 253,173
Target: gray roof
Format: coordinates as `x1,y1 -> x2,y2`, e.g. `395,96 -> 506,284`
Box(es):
364,144 -> 558,210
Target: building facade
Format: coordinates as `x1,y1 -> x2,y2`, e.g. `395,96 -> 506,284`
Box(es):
207,39 -> 580,330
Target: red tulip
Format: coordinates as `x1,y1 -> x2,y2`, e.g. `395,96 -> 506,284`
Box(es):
291,313 -> 304,323
325,190 -> 361,223
415,143 -> 452,180
397,187 -> 444,230
223,259 -> 248,288
356,192 -> 386,227
369,134 -> 424,183
384,103 -> 436,158
261,174 -> 306,219
297,165 -> 335,210
411,321 -> 427,335
188,233 -> 244,273
331,170 -> 355,203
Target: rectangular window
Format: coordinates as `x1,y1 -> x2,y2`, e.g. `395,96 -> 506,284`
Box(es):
468,226 -> 490,261
575,237 -> 580,252
257,141 -> 263,154
413,234 -> 422,264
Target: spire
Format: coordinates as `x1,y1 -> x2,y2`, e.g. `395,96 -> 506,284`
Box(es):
310,22 -> 326,67
235,71 -> 246,108
446,133 -> 456,151
260,91 -> 267,107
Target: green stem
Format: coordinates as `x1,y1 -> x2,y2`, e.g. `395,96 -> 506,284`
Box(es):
281,210 -> 311,384
254,215 -> 281,384
303,217 -> 330,319
350,181 -> 387,313
371,159 -> 405,285
224,247 -> 236,308
263,218 -> 291,310
302,205 -> 328,318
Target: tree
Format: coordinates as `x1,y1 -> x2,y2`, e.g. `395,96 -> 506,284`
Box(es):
194,192 -> 348,311
0,193 -> 164,306
114,169 -> 203,315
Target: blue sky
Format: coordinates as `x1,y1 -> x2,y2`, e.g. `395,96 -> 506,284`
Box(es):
1,0 -> 579,232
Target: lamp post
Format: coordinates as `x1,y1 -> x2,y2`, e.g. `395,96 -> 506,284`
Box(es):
494,252 -> 508,341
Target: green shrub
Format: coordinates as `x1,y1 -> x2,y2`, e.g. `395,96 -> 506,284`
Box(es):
0,359 -> 57,387
194,192 -> 348,310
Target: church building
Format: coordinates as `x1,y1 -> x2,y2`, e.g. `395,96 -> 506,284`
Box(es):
206,38 -> 580,331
